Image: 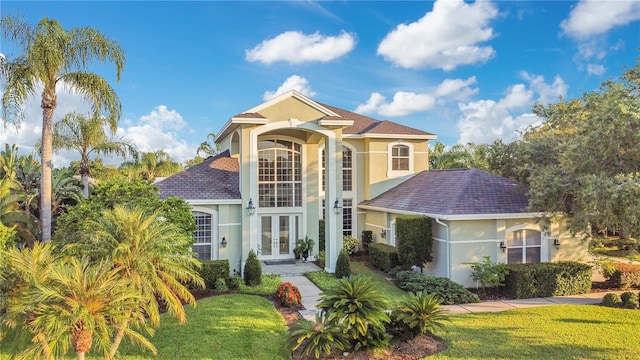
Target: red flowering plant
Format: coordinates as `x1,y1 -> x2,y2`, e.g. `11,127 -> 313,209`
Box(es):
276,281 -> 302,307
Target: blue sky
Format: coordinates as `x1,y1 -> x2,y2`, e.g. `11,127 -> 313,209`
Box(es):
1,0 -> 639,166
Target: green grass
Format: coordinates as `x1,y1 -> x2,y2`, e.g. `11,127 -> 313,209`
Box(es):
305,260 -> 408,305
0,294 -> 290,360
238,274 -> 282,296
431,304 -> 640,360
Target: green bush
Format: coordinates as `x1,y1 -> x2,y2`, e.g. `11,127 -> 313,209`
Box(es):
198,260 -> 230,289
316,250 -> 326,268
288,312 -> 349,359
396,215 -> 433,270
214,278 -> 228,291
318,219 -> 325,252
318,275 -> 390,350
621,291 -> 639,309
335,250 -> 351,279
391,291 -> 449,338
243,250 -> 262,286
465,256 -> 507,289
368,243 -> 399,272
227,276 -> 240,291
602,293 -> 622,307
609,263 -> 640,289
504,262 -> 592,299
393,271 -> 480,305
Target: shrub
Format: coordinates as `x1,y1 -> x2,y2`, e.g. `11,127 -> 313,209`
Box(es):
318,275 -> 390,350
276,282 -> 302,307
609,263 -> 640,289
199,260 -> 230,289
243,250 -> 262,286
504,262 -> 592,299
391,291 -> 449,338
602,293 -> 622,307
621,291 -> 639,309
368,243 -> 399,272
343,235 -> 360,255
335,250 -> 351,279
465,256 -> 507,289
227,276 -> 240,291
319,219 -> 325,252
393,271 -> 480,305
316,251 -> 326,268
239,274 -> 282,296
288,312 -> 349,359
396,215 -> 433,271
214,278 -> 228,291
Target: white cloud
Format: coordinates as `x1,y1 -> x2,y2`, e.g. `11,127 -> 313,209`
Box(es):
586,64 -> 607,76
263,75 -> 317,101
355,77 -> 477,117
377,0 -> 498,70
116,105 -> 195,164
456,74 -> 567,144
560,0 -> 640,39
246,31 -> 355,65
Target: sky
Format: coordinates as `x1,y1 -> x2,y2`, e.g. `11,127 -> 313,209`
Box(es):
1,0 -> 639,167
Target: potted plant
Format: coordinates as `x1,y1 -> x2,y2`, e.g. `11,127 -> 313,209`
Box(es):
294,236 -> 315,262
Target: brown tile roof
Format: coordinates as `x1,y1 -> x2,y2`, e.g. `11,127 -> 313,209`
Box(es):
156,150 -> 240,200
360,169 -> 530,216
318,103 -> 435,136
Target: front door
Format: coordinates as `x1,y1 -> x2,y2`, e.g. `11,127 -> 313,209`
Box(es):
259,214 -> 299,259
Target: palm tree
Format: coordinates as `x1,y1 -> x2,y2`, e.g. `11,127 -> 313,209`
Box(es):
0,143 -> 20,179
1,243 -> 154,360
120,150 -> 182,180
196,132 -> 220,158
70,206 -> 203,357
0,177 -> 38,247
1,16 -> 125,241
52,112 -> 137,198
50,168 -> 82,219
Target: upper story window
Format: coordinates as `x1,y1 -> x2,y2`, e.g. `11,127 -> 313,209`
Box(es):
391,145 -> 410,170
258,139 -> 302,208
321,146 -> 353,192
387,142 -> 413,178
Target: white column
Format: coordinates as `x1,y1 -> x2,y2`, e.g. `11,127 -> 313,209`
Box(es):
324,136 -> 343,273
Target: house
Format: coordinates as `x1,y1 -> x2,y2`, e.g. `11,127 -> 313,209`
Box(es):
157,90 -> 589,285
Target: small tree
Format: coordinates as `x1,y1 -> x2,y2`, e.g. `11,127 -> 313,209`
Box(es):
465,256 -> 507,289
335,250 -> 351,279
244,250 -> 262,286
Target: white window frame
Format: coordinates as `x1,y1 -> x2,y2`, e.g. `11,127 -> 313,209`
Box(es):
504,224 -> 547,264
319,143 -> 357,236
387,142 -> 413,178
191,207 -> 218,261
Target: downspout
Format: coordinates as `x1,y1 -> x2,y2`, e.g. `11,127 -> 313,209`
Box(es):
435,218 -> 450,278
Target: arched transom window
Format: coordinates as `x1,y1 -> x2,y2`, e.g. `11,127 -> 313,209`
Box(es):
258,139 -> 302,208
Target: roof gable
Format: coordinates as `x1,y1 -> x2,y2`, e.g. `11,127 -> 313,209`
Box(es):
156,150 -> 240,200
360,169 -> 530,216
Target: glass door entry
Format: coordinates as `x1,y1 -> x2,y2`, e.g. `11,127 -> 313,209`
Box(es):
259,214 -> 300,259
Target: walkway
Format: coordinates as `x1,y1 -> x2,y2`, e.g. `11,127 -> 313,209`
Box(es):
262,259 -> 630,320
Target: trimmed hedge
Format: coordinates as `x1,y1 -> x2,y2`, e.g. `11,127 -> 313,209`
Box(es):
504,261 -> 592,299
609,263 -> 640,289
368,243 -> 399,272
393,271 -> 479,305
335,249 -> 351,279
396,215 -> 433,270
199,260 -> 230,290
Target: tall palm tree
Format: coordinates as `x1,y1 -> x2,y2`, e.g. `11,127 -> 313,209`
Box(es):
1,16 -> 125,241
70,206 -> 203,357
53,112 -> 137,198
1,243 -> 154,360
120,150 -> 182,180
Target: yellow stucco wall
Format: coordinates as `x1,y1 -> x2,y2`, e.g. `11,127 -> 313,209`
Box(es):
259,97 -> 326,123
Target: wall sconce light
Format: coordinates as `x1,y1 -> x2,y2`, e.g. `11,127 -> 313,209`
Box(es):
333,198 -> 342,214
499,241 -> 507,251
553,238 -> 561,248
380,229 -> 386,238
221,236 -> 227,247
246,198 -> 256,216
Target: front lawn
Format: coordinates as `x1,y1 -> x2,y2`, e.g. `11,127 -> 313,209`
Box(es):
432,304 -> 640,360
0,294 -> 290,360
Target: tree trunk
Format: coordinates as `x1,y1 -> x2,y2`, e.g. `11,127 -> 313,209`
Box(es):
109,317 -> 129,358
76,352 -> 85,360
40,92 -> 56,242
80,156 -> 90,199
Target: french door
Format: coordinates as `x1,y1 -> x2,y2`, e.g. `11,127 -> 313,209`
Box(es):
259,214 -> 300,259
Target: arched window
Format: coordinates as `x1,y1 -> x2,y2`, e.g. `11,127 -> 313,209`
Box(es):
506,229 -> 542,264
258,139 -> 302,208
391,144 -> 410,171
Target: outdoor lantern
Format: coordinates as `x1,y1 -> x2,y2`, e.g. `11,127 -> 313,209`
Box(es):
333,198 -> 342,214
553,238 -> 561,248
500,241 -> 507,251
221,236 -> 227,247
246,198 -> 256,216
381,229 -> 387,238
